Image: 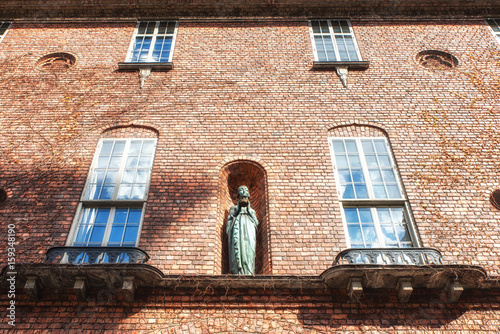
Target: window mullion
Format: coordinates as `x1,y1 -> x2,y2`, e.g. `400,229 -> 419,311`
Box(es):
146,21 -> 159,62
358,139 -> 375,199
112,139 -> 130,201
102,207 -> 116,246
371,207 -> 386,248
328,20 -> 341,61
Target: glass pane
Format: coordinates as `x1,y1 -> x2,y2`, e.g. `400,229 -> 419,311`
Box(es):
142,141 -> 155,154
348,154 -> 361,167
391,208 -> 404,223
95,209 -> 110,224
131,186 -> 146,199
93,170 -> 106,183
113,141 -> 126,154
338,169 -> 352,183
341,184 -> 355,199
374,140 -> 388,153
128,209 -> 142,224
145,22 -> 155,34
354,184 -> 368,199
138,22 -> 148,35
323,36 -> 336,61
97,156 -> 110,168
129,140 -> 142,154
373,185 -> 387,198
75,225 -> 92,243
344,208 -> 359,223
332,140 -> 345,152
347,225 -> 363,243
382,169 -> 396,183
335,154 -> 348,168
351,169 -> 364,182
361,140 -> 374,153
117,186 -> 132,199
157,21 -> 168,34
345,140 -> 357,152
122,169 -> 136,184
89,226 -> 105,243
365,155 -> 378,167
99,186 -> 114,199
109,156 -> 122,168
320,21 -> 329,33
136,169 -> 149,183
124,226 -> 139,243
311,21 -> 321,34
340,20 -> 350,33
336,36 -> 348,61
369,169 -> 383,182
108,226 -> 124,243
362,225 -> 377,243
314,37 -> 327,61
113,208 -> 128,224
377,208 -> 391,223
138,156 -> 152,168
166,22 -> 176,34
358,208 -> 373,223
100,141 -> 113,154
381,225 -> 397,242
397,225 -> 412,241
88,185 -> 101,200
331,21 -> 341,34
104,171 -> 118,183
126,156 -> 138,168
387,185 -> 401,198
345,36 -> 359,61
378,155 -> 391,167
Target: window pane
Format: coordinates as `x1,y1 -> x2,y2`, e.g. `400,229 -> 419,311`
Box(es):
354,184 -> 368,198
332,140 -> 345,152
373,185 -> 387,198
348,225 -> 363,244
338,169 -> 352,183
128,209 -> 143,224
124,226 -> 139,243
108,226 -> 124,244
358,208 -> 373,223
311,21 -> 321,34
335,154 -> 348,168
341,184 -> 355,199
344,208 -> 359,223
348,154 -> 361,167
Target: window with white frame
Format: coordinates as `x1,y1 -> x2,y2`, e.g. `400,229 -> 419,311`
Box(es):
329,137 -> 415,248
126,21 -> 178,63
0,21 -> 12,44
70,139 -> 157,247
486,19 -> 500,44
309,20 -> 361,62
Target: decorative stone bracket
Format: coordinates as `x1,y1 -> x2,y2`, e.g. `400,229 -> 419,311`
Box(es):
117,62 -> 173,88
313,61 -> 370,88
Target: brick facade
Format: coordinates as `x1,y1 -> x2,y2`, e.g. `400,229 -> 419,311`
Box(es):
1,10 -> 500,333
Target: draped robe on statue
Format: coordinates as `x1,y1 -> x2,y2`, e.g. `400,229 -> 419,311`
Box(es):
226,204 -> 259,275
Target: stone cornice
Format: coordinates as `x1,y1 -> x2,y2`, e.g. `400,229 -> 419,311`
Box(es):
1,0 -> 500,20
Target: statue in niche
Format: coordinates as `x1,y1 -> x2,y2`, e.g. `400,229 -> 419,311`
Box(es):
226,185 -> 259,275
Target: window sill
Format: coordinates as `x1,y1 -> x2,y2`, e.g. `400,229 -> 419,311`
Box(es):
117,62 -> 173,71
313,61 -> 370,70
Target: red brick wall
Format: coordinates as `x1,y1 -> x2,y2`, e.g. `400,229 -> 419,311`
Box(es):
1,17 -> 500,332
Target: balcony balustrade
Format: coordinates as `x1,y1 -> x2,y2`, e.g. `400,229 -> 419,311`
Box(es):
44,246 -> 149,265
333,248 -> 443,266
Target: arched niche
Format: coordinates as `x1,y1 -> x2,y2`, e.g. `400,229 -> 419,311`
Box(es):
217,160 -> 271,275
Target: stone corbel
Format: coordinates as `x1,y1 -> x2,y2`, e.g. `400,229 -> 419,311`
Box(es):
121,276 -> 136,302
347,277 -> 363,303
139,67 -> 152,89
446,280 -> 464,303
335,65 -> 349,88
24,276 -> 40,301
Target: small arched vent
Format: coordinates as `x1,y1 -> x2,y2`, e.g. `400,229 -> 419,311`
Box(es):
37,52 -> 76,72
490,189 -> 500,210
416,50 -> 458,70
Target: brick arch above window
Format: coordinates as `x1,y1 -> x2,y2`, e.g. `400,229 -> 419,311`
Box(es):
327,123 -> 389,138
101,124 -> 159,139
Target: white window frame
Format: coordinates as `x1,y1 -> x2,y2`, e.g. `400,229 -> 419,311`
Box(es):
309,19 -> 362,62
125,21 -> 178,63
67,138 -> 157,247
0,21 -> 12,44
486,19 -> 500,44
328,137 -> 420,248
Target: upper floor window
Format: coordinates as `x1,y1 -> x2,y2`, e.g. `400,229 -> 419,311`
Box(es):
329,137 -> 416,248
309,20 -> 361,62
486,19 -> 500,44
69,139 -> 157,247
126,21 -> 178,63
0,21 -> 12,44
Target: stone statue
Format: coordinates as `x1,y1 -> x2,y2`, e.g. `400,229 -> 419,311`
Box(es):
226,185 -> 259,275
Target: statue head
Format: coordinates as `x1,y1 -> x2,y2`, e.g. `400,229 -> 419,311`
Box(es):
237,185 -> 250,200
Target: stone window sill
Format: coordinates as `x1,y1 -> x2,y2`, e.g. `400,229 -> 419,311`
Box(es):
117,62 -> 173,71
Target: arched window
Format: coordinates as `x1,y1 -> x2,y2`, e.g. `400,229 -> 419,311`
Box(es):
328,125 -> 419,248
